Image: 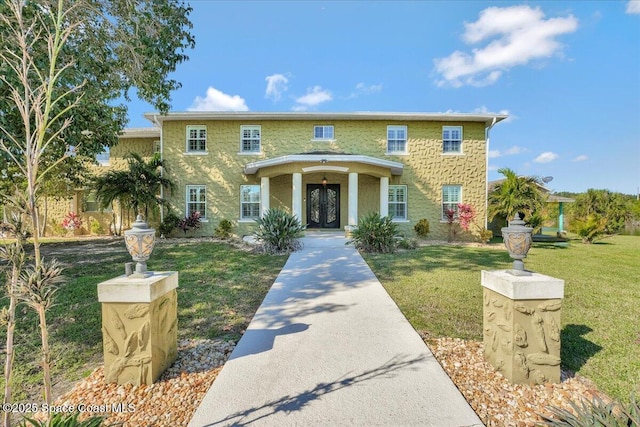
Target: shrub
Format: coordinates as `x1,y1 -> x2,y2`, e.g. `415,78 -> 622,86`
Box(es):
215,219 -> 233,239
19,412 -> 105,426
158,211 -> 180,237
349,213 -> 400,253
254,208 -> 305,254
398,237 -> 418,250
89,218 -> 103,235
571,214 -> 607,244
177,211 -> 201,235
414,218 -> 430,238
540,394 -> 640,426
61,212 -> 82,231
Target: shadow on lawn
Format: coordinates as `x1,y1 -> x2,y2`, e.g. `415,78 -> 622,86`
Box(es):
561,324 -> 603,372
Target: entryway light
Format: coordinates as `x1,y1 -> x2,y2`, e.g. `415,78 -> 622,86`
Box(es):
322,176 -> 328,186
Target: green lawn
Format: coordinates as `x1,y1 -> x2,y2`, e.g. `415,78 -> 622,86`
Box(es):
3,235 -> 638,407
363,235 -> 640,403
0,238 -> 286,402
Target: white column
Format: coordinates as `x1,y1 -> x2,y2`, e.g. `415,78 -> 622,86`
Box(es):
292,173 -> 302,220
379,176 -> 389,217
260,176 -> 270,217
348,172 -> 358,226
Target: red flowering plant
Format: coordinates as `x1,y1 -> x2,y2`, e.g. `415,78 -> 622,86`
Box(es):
457,203 -> 493,243
61,212 -> 82,231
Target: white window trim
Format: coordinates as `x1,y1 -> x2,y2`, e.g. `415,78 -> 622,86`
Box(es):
239,184 -> 261,221
386,125 -> 408,155
312,125 -> 335,141
186,185 -> 207,221
186,125 -> 207,154
95,146 -> 110,166
441,185 -> 462,222
388,185 -> 408,221
239,125 -> 262,155
442,126 -> 463,155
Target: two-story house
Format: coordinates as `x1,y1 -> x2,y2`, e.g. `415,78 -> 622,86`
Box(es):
126,111 -> 507,240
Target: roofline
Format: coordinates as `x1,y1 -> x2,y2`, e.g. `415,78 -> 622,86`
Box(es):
119,127 -> 160,138
143,111 -> 508,126
244,154 -> 404,175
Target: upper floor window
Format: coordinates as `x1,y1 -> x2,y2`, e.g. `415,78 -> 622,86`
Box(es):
388,185 -> 407,220
442,126 -> 462,154
387,125 -> 407,154
240,185 -> 260,220
241,125 -> 261,153
186,185 -> 206,219
186,125 -> 207,152
442,185 -> 462,220
95,146 -> 110,166
313,125 -> 334,140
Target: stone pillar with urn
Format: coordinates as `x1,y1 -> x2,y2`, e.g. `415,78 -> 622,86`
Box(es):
481,214 -> 565,384
97,215 -> 179,385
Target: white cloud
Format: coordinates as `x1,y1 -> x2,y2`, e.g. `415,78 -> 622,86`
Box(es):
293,86 -> 332,111
265,73 -> 289,102
473,105 -> 515,122
434,5 -> 578,87
490,145 -> 524,158
189,87 -> 249,111
534,151 -> 559,163
572,154 -> 589,162
627,1 -> 640,14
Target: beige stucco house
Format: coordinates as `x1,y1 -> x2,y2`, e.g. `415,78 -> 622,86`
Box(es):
19,112 -> 506,239
128,111 -> 507,240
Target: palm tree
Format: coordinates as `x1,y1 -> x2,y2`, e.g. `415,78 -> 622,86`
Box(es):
488,168 -> 545,224
94,153 -> 174,233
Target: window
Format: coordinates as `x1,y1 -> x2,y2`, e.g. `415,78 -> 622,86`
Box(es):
388,185 -> 407,220
442,185 -> 462,220
387,125 -> 407,154
240,185 -> 261,220
241,125 -> 261,153
186,185 -> 206,219
95,146 -> 110,166
82,191 -> 110,212
186,125 -> 207,152
313,125 -> 334,140
154,140 -> 161,154
442,126 -> 462,153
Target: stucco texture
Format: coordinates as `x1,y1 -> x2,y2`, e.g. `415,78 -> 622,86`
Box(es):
161,119 -> 487,240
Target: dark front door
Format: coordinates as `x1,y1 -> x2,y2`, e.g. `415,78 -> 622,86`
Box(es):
307,184 -> 340,228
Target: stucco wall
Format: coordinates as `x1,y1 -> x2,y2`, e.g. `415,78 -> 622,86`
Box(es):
162,119 -> 487,239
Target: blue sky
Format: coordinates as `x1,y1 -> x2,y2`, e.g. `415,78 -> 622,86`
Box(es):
125,1 -> 640,195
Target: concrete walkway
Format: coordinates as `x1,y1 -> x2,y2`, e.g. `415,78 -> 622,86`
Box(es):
189,232 -> 482,427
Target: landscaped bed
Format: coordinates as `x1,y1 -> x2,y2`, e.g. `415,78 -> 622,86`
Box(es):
1,235 -> 638,425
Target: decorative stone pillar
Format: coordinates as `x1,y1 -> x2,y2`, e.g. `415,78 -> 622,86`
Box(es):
98,272 -> 179,385
481,270 -> 564,384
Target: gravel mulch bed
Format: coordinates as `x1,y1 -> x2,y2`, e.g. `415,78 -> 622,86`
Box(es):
48,336 -> 606,426
426,336 -> 606,426
52,339 -> 235,427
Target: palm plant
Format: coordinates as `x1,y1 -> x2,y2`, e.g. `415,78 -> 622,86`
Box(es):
93,153 -> 174,233
488,168 -> 545,225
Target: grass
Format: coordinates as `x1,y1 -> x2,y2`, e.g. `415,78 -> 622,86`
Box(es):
363,235 -> 640,404
0,237 -> 286,403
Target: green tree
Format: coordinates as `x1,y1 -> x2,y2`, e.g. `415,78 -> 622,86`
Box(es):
488,168 -> 545,224
0,0 -> 194,205
0,0 -> 192,420
571,189 -> 628,234
94,153 -> 173,231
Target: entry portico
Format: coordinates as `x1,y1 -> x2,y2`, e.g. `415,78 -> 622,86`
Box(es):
244,152 -> 404,230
